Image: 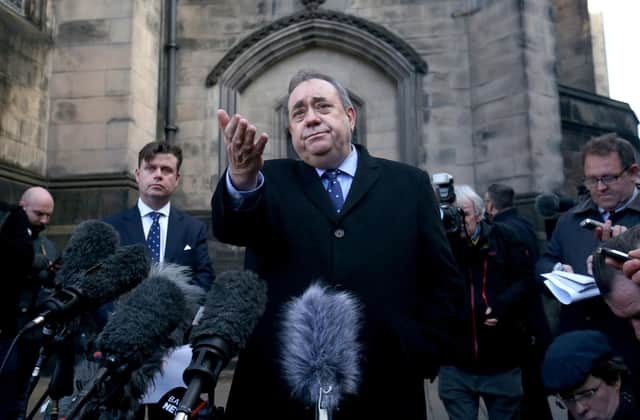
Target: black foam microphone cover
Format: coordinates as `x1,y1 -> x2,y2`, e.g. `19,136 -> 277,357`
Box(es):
65,273 -> 189,419
176,270 -> 267,419
29,244 -> 150,328
54,220 -> 120,284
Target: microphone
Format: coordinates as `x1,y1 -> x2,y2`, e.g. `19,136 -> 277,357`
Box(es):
53,219 -> 120,284
24,243 -> 150,330
280,283 -> 362,419
535,193 -> 575,219
65,266 -> 198,419
175,270 -> 268,420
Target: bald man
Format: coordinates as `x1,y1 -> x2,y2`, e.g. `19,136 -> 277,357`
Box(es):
0,186 -> 60,418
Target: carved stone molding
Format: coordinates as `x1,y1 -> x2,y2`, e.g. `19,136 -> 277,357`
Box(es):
206,9 -> 427,88
207,9 -> 427,167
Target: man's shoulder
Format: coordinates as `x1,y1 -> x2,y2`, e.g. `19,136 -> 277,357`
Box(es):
169,207 -> 207,228
367,156 -> 430,184
103,206 -> 137,225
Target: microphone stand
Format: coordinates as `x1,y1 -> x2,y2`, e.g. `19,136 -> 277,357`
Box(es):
65,355 -> 131,420
18,322 -> 66,420
316,386 -> 333,420
174,337 -> 231,420
45,333 -> 76,420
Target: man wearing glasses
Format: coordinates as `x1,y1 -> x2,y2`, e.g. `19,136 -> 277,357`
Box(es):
541,330 -> 638,420
536,133 -> 640,399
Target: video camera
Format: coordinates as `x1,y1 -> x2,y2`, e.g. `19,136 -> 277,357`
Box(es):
432,172 -> 465,235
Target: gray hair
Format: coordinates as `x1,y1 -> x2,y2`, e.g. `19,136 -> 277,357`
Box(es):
455,184 -> 484,218
287,70 -> 353,111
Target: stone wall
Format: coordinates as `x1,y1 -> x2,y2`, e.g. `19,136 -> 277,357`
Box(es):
45,0 -> 162,228
0,2 -> 53,201
552,0 -> 596,92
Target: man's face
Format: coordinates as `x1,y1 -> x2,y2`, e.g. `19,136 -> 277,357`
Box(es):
583,153 -> 637,212
21,196 -> 53,226
605,273 -> 640,340
288,79 -> 355,169
483,192 -> 496,219
562,374 -> 620,420
135,153 -> 180,208
459,198 -> 480,238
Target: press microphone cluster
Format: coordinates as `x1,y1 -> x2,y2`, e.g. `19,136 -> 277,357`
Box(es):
175,270 -> 268,420
280,283 -> 362,420
24,243 -> 150,330
9,220 -> 149,419
65,269 -> 195,419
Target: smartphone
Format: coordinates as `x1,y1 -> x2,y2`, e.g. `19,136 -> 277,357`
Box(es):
580,218 -> 605,230
597,247 -> 631,262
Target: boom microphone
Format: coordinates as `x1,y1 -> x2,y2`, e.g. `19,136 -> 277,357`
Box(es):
24,243 -> 150,330
65,268 -> 196,419
54,219 -> 120,283
280,283 -> 362,419
175,270 -> 268,419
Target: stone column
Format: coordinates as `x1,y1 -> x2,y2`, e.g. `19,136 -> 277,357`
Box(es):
467,0 -> 563,195
47,0 -> 162,225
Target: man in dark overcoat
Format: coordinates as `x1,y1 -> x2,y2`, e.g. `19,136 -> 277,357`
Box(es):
211,70 -> 464,419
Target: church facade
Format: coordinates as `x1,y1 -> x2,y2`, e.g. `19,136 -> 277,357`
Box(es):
1,0 -> 637,266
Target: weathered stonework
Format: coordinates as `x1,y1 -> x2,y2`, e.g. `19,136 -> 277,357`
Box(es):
0,0 -> 638,262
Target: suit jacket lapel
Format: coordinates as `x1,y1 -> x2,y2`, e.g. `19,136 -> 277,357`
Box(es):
165,209 -> 182,260
124,206 -> 146,244
341,146 -> 379,216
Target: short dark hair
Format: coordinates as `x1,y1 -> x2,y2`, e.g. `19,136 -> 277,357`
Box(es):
138,141 -> 183,172
590,355 -> 629,387
592,225 -> 640,295
487,183 -> 515,211
287,70 -> 353,111
581,133 -> 636,169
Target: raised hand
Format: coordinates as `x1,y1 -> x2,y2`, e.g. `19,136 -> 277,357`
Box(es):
217,109 -> 269,190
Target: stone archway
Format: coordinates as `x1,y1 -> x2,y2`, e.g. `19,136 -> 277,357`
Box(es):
207,8 -> 427,171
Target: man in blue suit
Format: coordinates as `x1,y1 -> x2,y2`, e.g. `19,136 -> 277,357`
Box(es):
105,141 -> 215,291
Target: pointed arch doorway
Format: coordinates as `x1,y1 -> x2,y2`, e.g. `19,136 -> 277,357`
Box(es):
206,9 -> 427,172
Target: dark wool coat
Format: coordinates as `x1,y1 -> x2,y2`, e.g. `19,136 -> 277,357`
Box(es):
211,145 -> 464,420
446,221 -> 533,373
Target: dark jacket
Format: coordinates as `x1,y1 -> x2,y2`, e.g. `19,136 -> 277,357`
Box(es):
493,208 -> 551,352
493,207 -> 540,262
211,145 -> 464,420
614,374 -> 640,420
0,207 -> 35,338
535,191 -> 640,397
447,221 -> 533,374
104,205 -> 215,291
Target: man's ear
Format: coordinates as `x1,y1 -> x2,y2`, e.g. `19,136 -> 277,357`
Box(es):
346,106 -> 356,130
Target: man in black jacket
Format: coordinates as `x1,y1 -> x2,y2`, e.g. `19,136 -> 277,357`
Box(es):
438,184 -> 533,420
0,187 -> 59,418
212,70 -> 464,420
484,183 -> 552,420
536,133 -> 640,398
